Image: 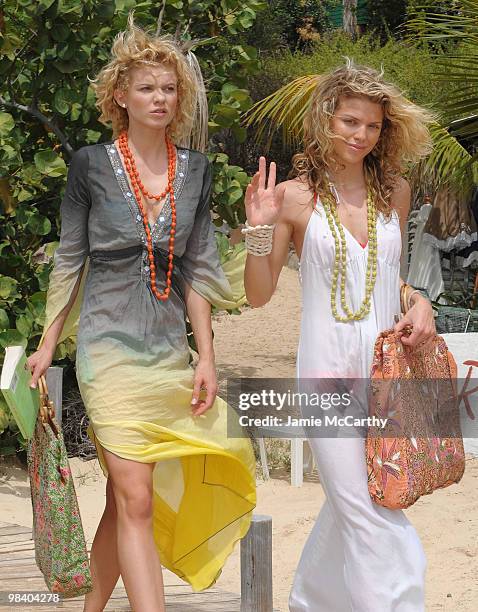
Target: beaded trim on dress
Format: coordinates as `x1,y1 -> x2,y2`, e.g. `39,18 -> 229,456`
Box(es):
105,143 -> 189,242
105,143 -> 190,286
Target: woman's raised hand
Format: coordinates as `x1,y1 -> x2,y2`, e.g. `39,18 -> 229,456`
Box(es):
245,156 -> 283,226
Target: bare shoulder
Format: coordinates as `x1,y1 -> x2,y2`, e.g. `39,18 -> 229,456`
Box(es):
391,177 -> 411,209
392,176 -> 411,196
275,177 -> 314,224
390,177 -> 411,221
390,177 -> 411,233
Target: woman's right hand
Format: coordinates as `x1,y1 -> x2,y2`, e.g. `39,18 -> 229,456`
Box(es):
245,156 -> 283,226
26,347 -> 54,389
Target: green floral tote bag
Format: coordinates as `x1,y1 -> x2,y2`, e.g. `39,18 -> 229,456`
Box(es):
26,376 -> 93,598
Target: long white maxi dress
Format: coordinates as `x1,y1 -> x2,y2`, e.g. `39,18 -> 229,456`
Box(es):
289,196 -> 427,612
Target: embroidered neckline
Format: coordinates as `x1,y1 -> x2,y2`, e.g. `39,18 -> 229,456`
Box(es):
104,142 -> 189,287
104,142 -> 189,245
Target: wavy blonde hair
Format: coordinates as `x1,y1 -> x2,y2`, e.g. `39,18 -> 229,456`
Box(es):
292,59 -> 435,216
92,16 -> 197,143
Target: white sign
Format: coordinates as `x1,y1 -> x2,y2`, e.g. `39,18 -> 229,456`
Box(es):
442,333 -> 478,457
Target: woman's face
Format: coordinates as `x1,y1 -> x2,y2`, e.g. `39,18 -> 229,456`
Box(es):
115,63 -> 178,132
329,95 -> 384,166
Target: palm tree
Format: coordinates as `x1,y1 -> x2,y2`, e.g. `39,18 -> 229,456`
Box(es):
343,0 -> 358,39
244,1 -> 478,193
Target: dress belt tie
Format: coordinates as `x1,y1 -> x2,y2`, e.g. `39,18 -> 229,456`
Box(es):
89,245 -> 186,306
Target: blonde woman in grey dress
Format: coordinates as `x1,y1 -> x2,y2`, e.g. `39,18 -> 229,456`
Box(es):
27,22 -> 256,611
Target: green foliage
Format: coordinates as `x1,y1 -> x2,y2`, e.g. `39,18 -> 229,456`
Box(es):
250,31 -> 451,124
364,1 -> 459,43
209,152 -> 250,227
0,395 -> 24,455
0,397 -> 15,431
406,0 -> 459,18
406,1 -> 478,190
0,0 -> 266,446
366,0 -> 408,41
243,0 -> 331,51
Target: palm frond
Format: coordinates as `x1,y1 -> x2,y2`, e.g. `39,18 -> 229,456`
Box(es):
405,2 -> 478,187
406,2 -> 478,44
243,75 -> 319,149
449,114 -> 478,140
444,99 -> 478,115
433,57 -> 478,74
426,123 -> 477,193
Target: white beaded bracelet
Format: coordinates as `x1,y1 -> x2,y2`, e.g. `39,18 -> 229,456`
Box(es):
241,221 -> 276,256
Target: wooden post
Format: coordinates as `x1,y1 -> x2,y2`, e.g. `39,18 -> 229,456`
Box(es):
258,438 -> 270,480
45,367 -> 63,426
241,514 -> 273,612
290,438 -> 304,487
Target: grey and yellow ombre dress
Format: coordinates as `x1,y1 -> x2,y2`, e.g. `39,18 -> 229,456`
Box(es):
39,143 -> 256,591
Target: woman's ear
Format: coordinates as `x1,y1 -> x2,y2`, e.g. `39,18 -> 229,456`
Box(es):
114,90 -> 126,109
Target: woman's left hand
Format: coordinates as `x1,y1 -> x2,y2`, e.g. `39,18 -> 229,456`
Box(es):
191,358 -> 218,416
394,295 -> 436,348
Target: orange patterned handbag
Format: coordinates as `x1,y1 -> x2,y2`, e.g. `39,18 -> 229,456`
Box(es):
366,329 -> 465,509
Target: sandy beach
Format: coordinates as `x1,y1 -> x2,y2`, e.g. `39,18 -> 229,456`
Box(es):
1,267 -> 477,611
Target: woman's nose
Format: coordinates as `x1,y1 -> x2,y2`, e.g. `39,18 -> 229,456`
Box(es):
354,125 -> 367,141
153,89 -> 166,103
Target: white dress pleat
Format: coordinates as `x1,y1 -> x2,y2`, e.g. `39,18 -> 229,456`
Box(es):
289,198 -> 427,611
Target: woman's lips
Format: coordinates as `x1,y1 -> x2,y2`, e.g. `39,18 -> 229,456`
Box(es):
347,142 -> 367,151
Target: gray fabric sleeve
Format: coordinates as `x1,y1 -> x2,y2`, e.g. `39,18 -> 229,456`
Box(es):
181,158 -> 235,304
55,147 -> 91,264
39,148 -> 91,348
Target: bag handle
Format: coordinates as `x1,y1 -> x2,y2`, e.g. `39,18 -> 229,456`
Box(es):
391,317 -> 414,338
38,375 -> 59,437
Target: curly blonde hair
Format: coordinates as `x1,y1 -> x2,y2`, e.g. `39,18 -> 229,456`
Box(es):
92,16 -> 197,143
292,59 -> 435,216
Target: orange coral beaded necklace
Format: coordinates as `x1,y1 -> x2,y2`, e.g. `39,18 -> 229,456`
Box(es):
118,130 -> 177,301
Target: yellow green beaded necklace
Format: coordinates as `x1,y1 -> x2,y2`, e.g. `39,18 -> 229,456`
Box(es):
321,183 -> 378,322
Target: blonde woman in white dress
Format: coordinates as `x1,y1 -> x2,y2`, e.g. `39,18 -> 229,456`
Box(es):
244,62 -> 436,611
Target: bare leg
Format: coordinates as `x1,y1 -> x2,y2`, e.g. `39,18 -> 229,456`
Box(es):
101,447 -> 165,612
83,477 -> 120,612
